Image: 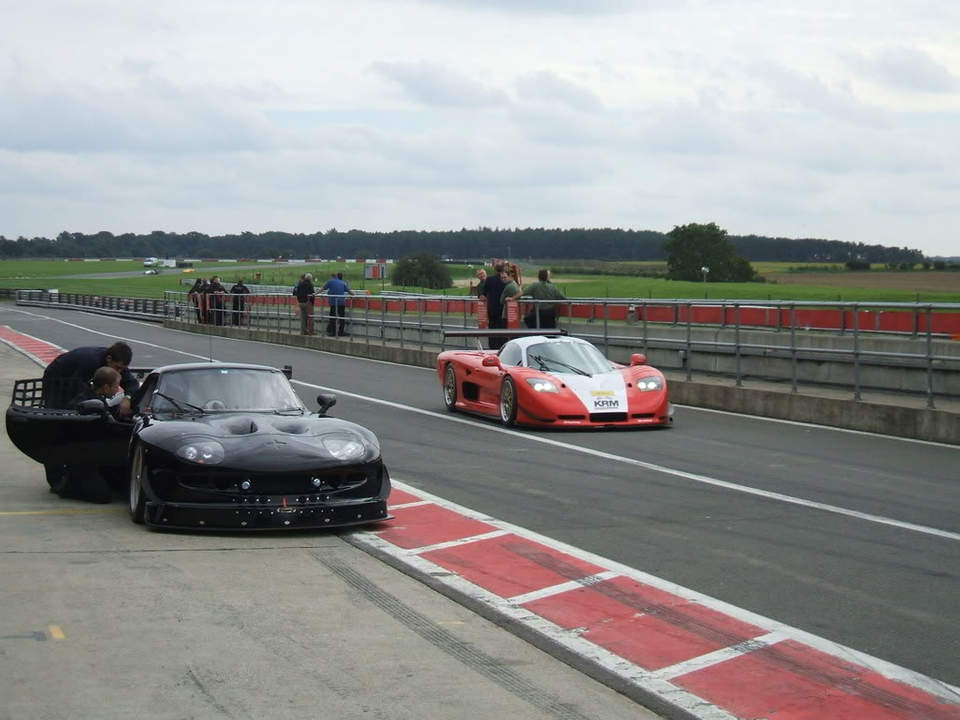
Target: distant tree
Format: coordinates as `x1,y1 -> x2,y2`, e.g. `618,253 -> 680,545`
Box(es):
845,260 -> 871,271
663,222 -> 757,282
391,251 -> 453,289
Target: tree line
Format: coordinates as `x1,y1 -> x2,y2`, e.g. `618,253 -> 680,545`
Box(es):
0,227 -> 927,264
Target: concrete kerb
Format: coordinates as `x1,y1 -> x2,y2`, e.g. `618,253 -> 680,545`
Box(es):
164,320 -> 960,445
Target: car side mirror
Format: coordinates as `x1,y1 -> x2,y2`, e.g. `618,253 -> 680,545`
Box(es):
482,355 -> 502,368
630,353 -> 648,366
316,392 -> 337,415
77,399 -> 108,416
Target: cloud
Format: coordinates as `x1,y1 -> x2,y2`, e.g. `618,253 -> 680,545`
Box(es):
0,65 -> 274,154
369,61 -> 510,108
515,70 -> 602,111
395,0 -> 650,16
845,46 -> 960,93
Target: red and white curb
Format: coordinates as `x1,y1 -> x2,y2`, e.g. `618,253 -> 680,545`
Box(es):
353,480 -> 960,720
0,326 -> 63,366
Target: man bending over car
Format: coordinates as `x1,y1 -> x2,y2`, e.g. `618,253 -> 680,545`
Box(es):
41,341 -> 140,492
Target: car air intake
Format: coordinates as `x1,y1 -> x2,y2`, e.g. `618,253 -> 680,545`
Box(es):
589,412 -> 627,423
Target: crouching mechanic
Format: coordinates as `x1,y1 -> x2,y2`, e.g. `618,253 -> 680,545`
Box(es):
55,367 -> 132,503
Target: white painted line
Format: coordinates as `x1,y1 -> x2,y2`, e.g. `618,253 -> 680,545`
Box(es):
288,379 -> 960,543
508,571 -> 620,606
398,530 -> 509,555
388,500 -> 434,510
648,631 -> 788,681
383,478 -> 960,705
676,402 -> 960,449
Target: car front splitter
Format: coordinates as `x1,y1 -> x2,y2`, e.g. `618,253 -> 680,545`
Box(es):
143,500 -> 391,531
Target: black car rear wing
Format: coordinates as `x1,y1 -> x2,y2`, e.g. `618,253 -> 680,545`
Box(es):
9,367 -> 153,409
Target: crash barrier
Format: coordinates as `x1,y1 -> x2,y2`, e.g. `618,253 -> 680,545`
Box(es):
13,290 -> 174,322
13,290 -> 960,407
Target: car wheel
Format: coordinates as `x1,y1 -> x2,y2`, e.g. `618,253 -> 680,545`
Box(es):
443,364 -> 458,412
499,376 -> 517,427
129,443 -> 147,524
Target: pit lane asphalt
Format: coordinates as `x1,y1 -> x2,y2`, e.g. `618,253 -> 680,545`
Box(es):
0,332 -> 662,720
2,305 -> 959,695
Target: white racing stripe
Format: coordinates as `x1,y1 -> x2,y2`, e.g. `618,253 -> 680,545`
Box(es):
292,379 -> 960,543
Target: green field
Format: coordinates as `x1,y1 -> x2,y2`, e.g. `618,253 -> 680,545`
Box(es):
0,259 -> 957,304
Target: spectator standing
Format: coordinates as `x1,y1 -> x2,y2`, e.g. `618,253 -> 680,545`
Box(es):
230,277 -> 250,326
187,277 -> 204,323
499,266 -> 522,321
295,273 -> 316,335
474,268 -> 487,298
521,269 -> 566,329
206,276 -> 227,326
483,262 -> 506,349
198,276 -> 213,324
321,272 -> 355,337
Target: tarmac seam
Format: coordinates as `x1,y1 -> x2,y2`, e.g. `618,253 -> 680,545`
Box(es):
311,550 -> 600,720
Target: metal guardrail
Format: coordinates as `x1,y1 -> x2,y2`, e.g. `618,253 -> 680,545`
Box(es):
12,289 -> 960,407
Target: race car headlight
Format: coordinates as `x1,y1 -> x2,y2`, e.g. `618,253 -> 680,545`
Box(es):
636,377 -> 664,392
322,435 -> 366,461
526,378 -> 559,393
176,440 -> 225,465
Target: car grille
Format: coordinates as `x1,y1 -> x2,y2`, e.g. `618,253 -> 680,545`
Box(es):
178,468 -> 373,497
589,412 -> 628,423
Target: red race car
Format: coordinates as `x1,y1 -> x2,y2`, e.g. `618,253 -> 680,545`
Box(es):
437,331 -> 673,428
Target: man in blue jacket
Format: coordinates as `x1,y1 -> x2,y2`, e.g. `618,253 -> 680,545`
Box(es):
320,272 -> 355,337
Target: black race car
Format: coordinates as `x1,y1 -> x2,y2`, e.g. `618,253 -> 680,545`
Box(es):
6,362 -> 391,530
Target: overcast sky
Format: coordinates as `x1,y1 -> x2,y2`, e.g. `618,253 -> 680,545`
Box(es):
3,0 -> 959,256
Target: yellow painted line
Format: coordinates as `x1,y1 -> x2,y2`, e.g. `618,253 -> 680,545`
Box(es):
0,508 -> 125,516
47,625 -> 65,641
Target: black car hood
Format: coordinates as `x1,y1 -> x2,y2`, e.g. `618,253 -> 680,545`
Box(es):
139,413 -> 380,472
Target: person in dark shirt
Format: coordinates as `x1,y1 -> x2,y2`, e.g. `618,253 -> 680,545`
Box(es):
294,273 -> 316,335
206,275 -> 227,326
230,277 -> 250,326
42,342 -> 139,411
483,263 -> 506,349
198,277 -> 212,323
41,342 -> 140,492
187,277 -> 204,322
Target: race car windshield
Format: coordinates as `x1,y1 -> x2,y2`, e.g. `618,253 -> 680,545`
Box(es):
154,369 -> 304,412
525,342 -> 612,376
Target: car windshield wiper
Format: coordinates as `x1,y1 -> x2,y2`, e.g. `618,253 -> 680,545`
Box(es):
272,407 -> 306,415
529,354 -> 591,377
154,392 -> 205,414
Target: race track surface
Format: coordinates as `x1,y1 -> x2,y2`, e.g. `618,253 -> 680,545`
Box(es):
2,304 -> 958,713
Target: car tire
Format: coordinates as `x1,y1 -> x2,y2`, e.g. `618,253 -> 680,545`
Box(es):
443,364 -> 458,412
129,443 -> 147,525
499,376 -> 517,427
